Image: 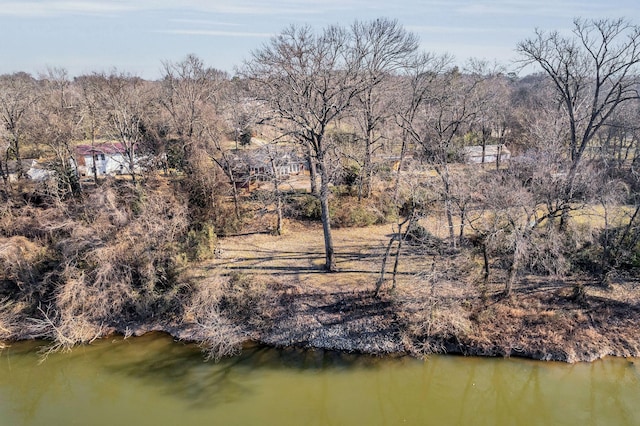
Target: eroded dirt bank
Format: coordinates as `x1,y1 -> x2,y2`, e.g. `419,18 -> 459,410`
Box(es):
104,277 -> 640,364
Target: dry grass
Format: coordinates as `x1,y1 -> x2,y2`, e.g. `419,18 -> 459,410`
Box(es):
206,222 -> 444,289
0,298 -> 23,341
0,181 -> 195,354
195,219 -> 640,361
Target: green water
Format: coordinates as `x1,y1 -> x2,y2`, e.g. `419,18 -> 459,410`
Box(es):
1,333 -> 639,426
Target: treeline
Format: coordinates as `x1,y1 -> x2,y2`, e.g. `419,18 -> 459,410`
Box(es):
1,17 -> 640,353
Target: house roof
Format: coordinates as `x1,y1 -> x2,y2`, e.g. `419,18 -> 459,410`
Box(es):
76,143 -> 126,156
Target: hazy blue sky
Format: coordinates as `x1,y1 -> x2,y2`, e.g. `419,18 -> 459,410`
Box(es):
1,0 -> 638,78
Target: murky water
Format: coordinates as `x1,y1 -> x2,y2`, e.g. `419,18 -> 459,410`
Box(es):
1,333 -> 639,425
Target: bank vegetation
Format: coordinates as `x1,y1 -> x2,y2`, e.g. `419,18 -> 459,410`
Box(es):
1,17 -> 640,362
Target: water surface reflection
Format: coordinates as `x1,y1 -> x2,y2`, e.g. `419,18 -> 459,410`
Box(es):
1,334 -> 639,425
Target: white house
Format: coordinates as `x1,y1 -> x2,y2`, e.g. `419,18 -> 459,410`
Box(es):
75,143 -> 138,176
231,147 -> 307,186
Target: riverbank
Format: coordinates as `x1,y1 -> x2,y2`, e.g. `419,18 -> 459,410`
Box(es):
200,222 -> 640,363
3,222 -> 640,363
102,272 -> 640,363
209,223 -> 640,363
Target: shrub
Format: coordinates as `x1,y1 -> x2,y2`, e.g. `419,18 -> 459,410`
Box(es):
183,275 -> 244,361
184,221 -> 218,261
331,198 -> 385,228
405,222 -> 441,249
0,236 -> 54,302
219,272 -> 275,330
285,194 -> 322,221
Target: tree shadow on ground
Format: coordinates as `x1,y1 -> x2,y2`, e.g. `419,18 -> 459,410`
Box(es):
211,242 -> 399,277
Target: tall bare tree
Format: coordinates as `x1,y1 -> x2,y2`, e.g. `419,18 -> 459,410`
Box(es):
518,18 -> 640,226
398,63 -> 485,246
351,18 -> 419,199
33,68 -> 82,197
159,54 -> 227,170
392,52 -> 451,203
467,71 -> 514,168
244,24 -> 365,271
93,71 -> 151,186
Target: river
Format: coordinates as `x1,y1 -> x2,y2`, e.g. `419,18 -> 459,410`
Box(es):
1,333 -> 639,425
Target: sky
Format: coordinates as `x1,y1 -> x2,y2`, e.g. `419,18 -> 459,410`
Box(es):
1,0 -> 638,79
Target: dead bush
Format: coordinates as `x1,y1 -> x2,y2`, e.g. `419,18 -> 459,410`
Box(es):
219,272 -> 282,331
184,221 -> 218,261
0,298 -> 23,341
183,275 -> 245,361
285,193 -> 322,221
57,185 -> 190,322
0,236 -> 54,302
28,305 -> 105,356
393,273 -> 473,356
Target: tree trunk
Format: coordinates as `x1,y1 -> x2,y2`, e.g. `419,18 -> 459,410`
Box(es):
444,194 -> 456,246
0,154 -> 7,187
375,236 -> 396,297
392,131 -> 408,206
318,154 -> 336,271
11,137 -> 23,179
361,126 -> 374,200
482,241 -> 490,283
392,214 -> 416,290
91,126 -> 99,184
505,263 -> 515,297
268,153 -> 283,235
275,192 -> 283,236
226,163 -> 241,221
458,206 -> 466,243
307,142 -> 318,196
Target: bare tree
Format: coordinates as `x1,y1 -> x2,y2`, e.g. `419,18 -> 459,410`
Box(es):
92,71 -> 152,186
467,71 -> 514,168
33,68 -> 82,197
595,99 -> 640,169
393,52 -> 451,204
76,74 -> 108,184
518,18 -> 640,226
203,121 -> 244,221
222,77 -> 261,150
243,24 -> 366,271
159,54 -> 227,170
350,18 -> 419,199
398,63 -> 486,246
0,72 -> 39,182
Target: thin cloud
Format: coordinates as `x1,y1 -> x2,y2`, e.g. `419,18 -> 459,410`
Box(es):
150,0 -> 368,14
160,29 -> 273,38
0,0 -> 370,17
407,25 -> 501,35
455,0 -> 609,18
169,19 -> 242,27
0,1 -> 135,17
